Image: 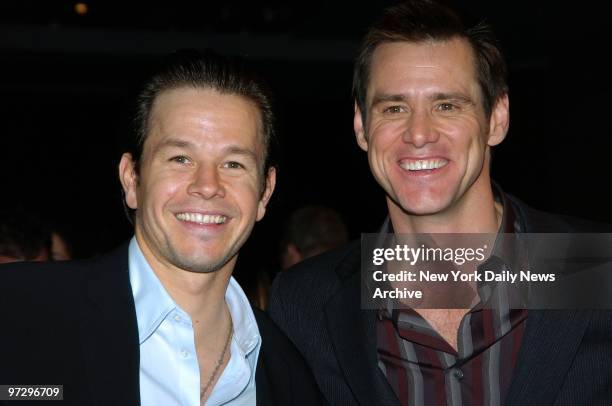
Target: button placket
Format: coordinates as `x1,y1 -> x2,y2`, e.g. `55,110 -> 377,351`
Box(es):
452,368 -> 464,380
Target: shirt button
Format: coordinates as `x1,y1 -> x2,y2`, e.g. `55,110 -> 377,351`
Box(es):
453,368 -> 464,380
173,315 -> 181,322
180,349 -> 189,358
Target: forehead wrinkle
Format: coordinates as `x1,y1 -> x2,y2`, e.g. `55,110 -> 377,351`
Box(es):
412,64 -> 438,69
368,38 -> 481,97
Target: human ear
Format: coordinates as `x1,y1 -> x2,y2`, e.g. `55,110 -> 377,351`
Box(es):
119,153 -> 139,209
354,102 -> 369,151
487,94 -> 510,147
256,166 -> 277,221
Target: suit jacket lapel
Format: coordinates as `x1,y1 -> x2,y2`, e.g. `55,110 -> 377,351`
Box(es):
255,343 -> 280,406
79,243 -> 141,405
255,350 -> 275,406
324,245 -> 399,406
254,309 -> 277,406
505,309 -> 592,405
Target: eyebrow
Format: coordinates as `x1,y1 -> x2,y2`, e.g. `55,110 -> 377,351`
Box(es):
154,138 -> 258,161
430,92 -> 474,104
153,138 -> 196,153
224,146 -> 258,161
371,92 -> 475,107
371,94 -> 407,106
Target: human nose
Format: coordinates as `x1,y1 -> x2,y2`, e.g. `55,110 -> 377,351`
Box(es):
402,109 -> 439,147
187,164 -> 225,199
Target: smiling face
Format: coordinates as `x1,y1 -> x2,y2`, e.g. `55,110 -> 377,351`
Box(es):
120,87 -> 275,274
354,38 -> 509,221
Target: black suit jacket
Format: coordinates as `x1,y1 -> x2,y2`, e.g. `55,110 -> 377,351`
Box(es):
268,196 -> 612,406
0,242 -> 322,406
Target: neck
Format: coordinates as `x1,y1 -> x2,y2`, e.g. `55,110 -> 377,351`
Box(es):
134,233 -> 233,330
389,178 -> 502,234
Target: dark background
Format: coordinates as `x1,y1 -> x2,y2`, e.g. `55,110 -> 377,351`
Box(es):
1,1 -> 610,272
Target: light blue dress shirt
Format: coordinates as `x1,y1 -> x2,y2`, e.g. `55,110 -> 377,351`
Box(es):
128,238 -> 261,406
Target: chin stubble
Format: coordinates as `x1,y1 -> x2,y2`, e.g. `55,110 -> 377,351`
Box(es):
164,240 -> 236,274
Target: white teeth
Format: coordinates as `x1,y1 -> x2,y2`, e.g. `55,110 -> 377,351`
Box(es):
400,159 -> 448,171
176,213 -> 227,224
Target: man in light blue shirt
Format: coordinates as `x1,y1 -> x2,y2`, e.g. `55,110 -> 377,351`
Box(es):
130,238 -> 260,405
0,49 -> 322,406
117,50 -> 274,405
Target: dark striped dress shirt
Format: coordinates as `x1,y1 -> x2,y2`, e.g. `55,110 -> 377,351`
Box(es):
377,191 -> 528,406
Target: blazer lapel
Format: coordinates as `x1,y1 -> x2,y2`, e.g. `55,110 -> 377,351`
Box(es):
505,309 -> 592,405
324,246 -> 399,406
79,243 -> 141,406
255,353 -> 275,406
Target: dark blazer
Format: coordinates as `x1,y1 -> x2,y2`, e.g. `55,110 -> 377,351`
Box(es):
268,196 -> 612,406
0,242 -> 322,406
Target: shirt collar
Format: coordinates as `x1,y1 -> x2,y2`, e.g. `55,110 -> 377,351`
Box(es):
492,181 -> 522,234
376,183 -> 527,312
225,277 -> 261,357
487,183 -> 526,268
128,237 -> 177,345
128,237 -> 261,354
380,183 -> 520,235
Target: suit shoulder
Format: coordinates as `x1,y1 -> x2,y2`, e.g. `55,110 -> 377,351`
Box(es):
0,243 -> 128,305
0,259 -> 87,288
254,307 -> 300,351
0,260 -> 98,316
268,241 -> 360,332
508,194 -> 612,232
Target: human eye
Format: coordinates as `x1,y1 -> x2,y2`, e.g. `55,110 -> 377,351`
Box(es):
169,155 -> 191,165
223,161 -> 245,170
382,105 -> 405,114
435,102 -> 459,112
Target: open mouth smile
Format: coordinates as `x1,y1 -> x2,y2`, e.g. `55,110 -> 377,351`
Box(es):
399,158 -> 449,172
175,212 -> 228,225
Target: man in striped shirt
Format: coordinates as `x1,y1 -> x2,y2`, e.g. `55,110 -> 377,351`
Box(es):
269,1 -> 612,405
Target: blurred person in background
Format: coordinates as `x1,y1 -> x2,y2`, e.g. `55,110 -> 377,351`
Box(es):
280,205 -> 348,271
0,208 -> 50,264
50,230 -> 72,261
240,205 -> 348,310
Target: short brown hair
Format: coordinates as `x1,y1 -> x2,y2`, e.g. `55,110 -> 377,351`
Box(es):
353,0 -> 508,122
